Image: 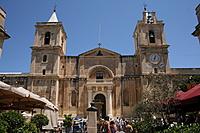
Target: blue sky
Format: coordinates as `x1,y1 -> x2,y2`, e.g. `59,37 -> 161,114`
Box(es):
0,0 -> 199,73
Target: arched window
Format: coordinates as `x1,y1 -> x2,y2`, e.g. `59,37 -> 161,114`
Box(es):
71,91 -> 77,106
149,30 -> 155,43
43,55 -> 47,62
44,32 -> 50,45
123,90 -> 129,106
42,69 -> 46,75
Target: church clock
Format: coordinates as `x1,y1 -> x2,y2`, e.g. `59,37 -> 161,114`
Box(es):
149,54 -> 160,64
146,62 -> 153,69
158,62 -> 165,69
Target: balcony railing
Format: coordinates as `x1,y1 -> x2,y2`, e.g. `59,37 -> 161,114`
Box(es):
87,79 -> 113,83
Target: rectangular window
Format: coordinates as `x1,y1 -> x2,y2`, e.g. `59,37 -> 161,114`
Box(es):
96,72 -> 103,82
96,73 -> 103,79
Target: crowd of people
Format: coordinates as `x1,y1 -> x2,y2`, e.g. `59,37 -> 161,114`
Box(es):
69,116 -> 134,133
175,113 -> 200,126
100,116 -> 133,133
72,118 -> 87,133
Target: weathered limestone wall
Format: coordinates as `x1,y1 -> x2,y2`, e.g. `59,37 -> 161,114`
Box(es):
60,56 -> 78,76
171,68 -> 200,75
0,7 -> 6,29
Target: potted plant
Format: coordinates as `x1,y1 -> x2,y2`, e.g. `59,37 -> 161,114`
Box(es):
30,114 -> 49,132
63,114 -> 73,133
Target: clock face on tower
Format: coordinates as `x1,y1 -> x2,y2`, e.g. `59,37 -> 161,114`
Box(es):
159,61 -> 165,68
146,62 -> 153,69
149,54 -> 160,64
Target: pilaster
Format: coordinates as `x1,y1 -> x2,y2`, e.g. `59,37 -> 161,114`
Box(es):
107,87 -> 113,118
87,87 -> 93,107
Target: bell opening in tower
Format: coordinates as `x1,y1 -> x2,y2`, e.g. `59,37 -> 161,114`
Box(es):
44,32 -> 51,45
149,30 -> 155,43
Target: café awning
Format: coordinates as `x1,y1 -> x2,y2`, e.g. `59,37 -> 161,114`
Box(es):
175,84 -> 200,111
0,81 -> 55,111
176,84 -> 200,102
0,81 -> 59,130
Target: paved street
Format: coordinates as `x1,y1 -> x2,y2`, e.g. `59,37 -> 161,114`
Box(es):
62,129 -> 125,133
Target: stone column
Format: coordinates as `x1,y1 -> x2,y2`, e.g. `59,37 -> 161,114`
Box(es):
55,79 -> 59,106
86,102 -> 98,133
87,87 -> 93,107
107,87 -> 112,117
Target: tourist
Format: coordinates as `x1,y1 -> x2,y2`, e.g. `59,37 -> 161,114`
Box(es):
124,121 -> 133,133
80,119 -> 85,132
184,114 -> 195,125
119,117 -> 125,131
195,114 -> 200,123
114,117 -> 120,131
110,121 -> 117,133
100,116 -> 111,133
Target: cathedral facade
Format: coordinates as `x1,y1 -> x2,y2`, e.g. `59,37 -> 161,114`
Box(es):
1,8 -> 200,119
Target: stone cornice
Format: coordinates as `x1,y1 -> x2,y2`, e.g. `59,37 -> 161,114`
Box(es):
0,27 -> 10,39
30,45 -> 62,50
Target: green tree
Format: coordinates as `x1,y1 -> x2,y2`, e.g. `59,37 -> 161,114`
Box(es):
0,119 -> 8,133
30,114 -> 49,131
132,120 -> 162,133
133,75 -> 187,123
0,111 -> 26,133
179,76 -> 200,91
16,123 -> 39,133
156,123 -> 200,133
63,114 -> 73,127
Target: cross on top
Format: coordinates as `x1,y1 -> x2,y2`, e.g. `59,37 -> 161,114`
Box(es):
98,43 -> 102,47
54,4 -> 57,12
143,3 -> 147,11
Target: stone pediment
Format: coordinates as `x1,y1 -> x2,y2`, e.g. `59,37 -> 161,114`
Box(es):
79,47 -> 121,57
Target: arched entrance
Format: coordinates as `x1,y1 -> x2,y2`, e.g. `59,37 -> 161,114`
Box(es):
94,94 -> 106,119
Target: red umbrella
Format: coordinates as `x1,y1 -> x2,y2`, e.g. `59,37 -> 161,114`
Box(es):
176,84 -> 200,101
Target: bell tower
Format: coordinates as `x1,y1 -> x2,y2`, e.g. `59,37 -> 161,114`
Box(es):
30,9 -> 67,76
133,8 -> 170,74
28,9 -> 67,106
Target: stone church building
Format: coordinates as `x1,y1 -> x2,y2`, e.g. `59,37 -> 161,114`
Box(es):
1,8 -> 200,119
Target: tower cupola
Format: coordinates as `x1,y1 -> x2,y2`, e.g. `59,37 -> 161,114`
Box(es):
48,7 -> 58,22
142,10 -> 158,24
